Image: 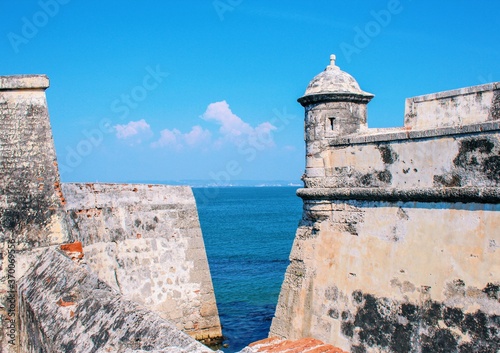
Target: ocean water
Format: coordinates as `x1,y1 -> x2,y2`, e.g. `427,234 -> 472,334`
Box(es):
193,187 -> 303,353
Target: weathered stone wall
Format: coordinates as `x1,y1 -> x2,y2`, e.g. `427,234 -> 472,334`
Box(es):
271,199 -> 500,352
62,183 -> 222,343
0,75 -> 69,249
0,75 -> 71,351
18,247 -> 218,353
304,126 -> 500,189
404,82 -> 500,129
272,82 -> 500,352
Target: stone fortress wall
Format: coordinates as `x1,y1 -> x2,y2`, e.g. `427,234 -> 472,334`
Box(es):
63,183 -> 221,342
270,55 -> 500,353
0,75 -> 221,352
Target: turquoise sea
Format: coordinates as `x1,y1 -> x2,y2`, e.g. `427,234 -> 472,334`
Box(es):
193,187 -> 303,353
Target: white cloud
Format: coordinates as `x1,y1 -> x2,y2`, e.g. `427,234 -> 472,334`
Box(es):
184,125 -> 212,147
114,119 -> 152,141
201,100 -> 277,148
151,128 -> 182,150
151,125 -> 211,150
202,101 -> 252,142
150,101 -> 276,151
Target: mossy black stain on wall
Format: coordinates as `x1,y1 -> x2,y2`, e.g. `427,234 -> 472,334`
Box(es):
453,138 -> 494,169
356,144 -> 398,187
337,288 -> 499,353
434,137 -> 500,186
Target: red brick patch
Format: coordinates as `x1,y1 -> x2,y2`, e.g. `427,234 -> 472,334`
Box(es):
60,242 -> 84,261
60,242 -> 83,253
247,337 -> 347,353
57,298 -> 75,307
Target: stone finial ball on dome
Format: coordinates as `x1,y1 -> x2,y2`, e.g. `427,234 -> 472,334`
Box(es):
329,54 -> 337,68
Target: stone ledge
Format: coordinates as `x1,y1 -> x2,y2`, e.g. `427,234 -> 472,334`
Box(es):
328,121 -> 500,146
62,183 -> 196,209
297,187 -> 500,204
298,92 -> 374,106
0,75 -> 49,90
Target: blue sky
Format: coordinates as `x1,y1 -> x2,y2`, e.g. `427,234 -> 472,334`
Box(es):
1,1 -> 499,184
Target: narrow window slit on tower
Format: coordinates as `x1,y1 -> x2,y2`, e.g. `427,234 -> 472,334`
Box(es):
329,117 -> 336,130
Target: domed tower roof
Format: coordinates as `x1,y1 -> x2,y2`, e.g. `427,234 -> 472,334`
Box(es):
298,55 -> 374,106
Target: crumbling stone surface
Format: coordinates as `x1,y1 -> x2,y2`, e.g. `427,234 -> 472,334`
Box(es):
62,183 -> 222,343
18,248 -> 219,353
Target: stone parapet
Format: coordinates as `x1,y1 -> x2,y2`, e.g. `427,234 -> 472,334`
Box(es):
404,82 -> 500,129
305,130 -> 500,189
18,247 -> 218,353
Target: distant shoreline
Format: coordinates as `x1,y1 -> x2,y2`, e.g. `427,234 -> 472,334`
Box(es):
62,181 -> 303,188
